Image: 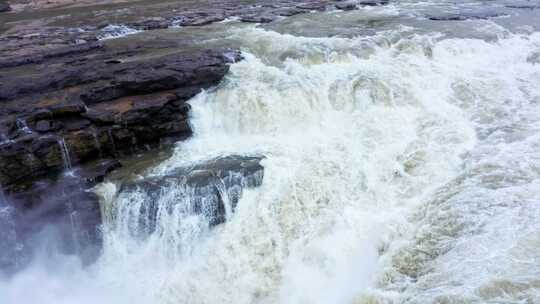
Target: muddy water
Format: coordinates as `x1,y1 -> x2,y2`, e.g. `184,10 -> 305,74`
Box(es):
2,1 -> 540,303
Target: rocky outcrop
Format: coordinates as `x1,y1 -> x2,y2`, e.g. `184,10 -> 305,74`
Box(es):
357,0 -> 389,6
0,28 -> 239,272
0,45 -> 240,189
427,10 -> 505,21
117,155 -> 264,228
335,2 -> 357,10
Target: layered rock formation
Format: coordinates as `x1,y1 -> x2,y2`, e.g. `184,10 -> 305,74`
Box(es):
0,32 -> 239,272
0,46 -> 239,189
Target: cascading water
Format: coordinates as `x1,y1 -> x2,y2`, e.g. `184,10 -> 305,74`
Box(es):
1,2 -> 540,304
56,137 -> 73,173
0,188 -> 20,272
16,118 -> 32,135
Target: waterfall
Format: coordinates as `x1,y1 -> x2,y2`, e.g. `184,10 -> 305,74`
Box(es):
92,26 -> 540,303
1,4 -> 540,304
0,187 -> 21,271
56,137 -> 73,173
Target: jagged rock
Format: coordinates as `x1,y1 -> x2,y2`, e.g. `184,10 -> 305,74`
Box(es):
127,18 -> 169,30
34,120 -> 62,132
273,8 -> 307,16
505,4 -> 540,9
240,15 -> 275,23
80,159 -> 122,183
0,48 -> 240,187
0,42 -> 103,70
335,2 -> 357,10
179,13 -> 226,26
50,103 -> 86,117
296,2 -> 327,11
357,0 -> 389,6
427,11 -> 504,21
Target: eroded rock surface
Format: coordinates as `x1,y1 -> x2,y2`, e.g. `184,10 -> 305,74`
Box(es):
0,47 -> 239,188
0,159 -> 120,273
0,22 -> 239,272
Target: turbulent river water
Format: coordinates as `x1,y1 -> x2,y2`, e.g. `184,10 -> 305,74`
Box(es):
2,1 -> 540,303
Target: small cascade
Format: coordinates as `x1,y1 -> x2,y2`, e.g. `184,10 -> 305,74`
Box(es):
63,190 -> 81,255
0,186 -> 21,270
100,156 -> 264,257
97,25 -> 141,40
16,118 -> 33,135
56,137 -> 73,173
0,185 -> 7,204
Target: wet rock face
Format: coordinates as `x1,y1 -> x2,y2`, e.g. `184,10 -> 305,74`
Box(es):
0,47 -> 240,188
118,155 -> 264,229
357,0 -> 389,7
0,1 -> 10,12
0,159 -> 120,273
335,2 -> 357,10
427,10 -> 505,21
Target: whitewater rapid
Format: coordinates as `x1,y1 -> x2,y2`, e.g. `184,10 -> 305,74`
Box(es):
2,6 -> 540,304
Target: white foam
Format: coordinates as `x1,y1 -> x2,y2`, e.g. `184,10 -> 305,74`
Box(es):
97,25 -> 141,40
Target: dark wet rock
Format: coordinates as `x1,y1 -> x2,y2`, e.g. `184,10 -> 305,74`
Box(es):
0,40 -> 239,273
34,120 -> 63,133
28,109 -> 53,122
240,15 -> 275,23
273,7 -> 307,16
0,159 -> 122,273
357,0 -> 389,6
427,11 -> 505,21
178,13 -> 226,26
127,18 -> 170,30
335,2 -> 357,10
120,155 -> 264,228
296,2 -> 328,11
0,1 -> 11,12
81,109 -> 116,124
49,103 -> 86,117
80,159 -> 122,183
0,41 -> 103,70
0,47 -> 240,187
505,4 -> 540,9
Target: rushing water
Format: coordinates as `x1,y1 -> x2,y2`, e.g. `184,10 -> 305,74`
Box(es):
2,1 -> 540,303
